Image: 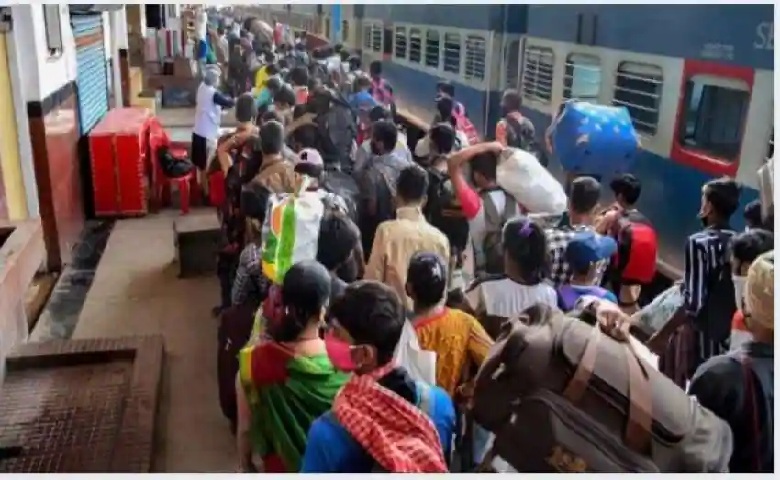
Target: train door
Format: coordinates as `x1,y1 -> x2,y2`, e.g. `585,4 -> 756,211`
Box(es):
671,60 -> 754,178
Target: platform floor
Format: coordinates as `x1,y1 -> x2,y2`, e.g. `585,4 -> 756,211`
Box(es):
71,209 -> 234,472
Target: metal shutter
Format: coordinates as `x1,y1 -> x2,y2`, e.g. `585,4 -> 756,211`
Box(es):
71,13 -> 108,135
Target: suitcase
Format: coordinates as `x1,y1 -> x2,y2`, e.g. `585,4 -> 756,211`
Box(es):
552,102 -> 639,178
217,302 -> 258,432
472,305 -> 733,473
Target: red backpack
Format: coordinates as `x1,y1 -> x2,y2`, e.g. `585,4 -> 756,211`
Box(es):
453,109 -> 480,145
610,210 -> 657,284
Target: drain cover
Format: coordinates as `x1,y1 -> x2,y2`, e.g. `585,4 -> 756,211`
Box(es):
0,336 -> 163,472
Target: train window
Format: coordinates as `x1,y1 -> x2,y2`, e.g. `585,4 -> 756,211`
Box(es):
563,54 -> 601,102
504,39 -> 520,90
409,28 -> 422,64
613,62 -> 663,135
464,35 -> 486,81
363,25 -> 371,50
443,33 -> 461,74
371,24 -> 382,52
342,20 -> 349,42
521,46 -> 554,103
426,30 -> 440,69
395,26 -> 407,59
677,75 -> 750,162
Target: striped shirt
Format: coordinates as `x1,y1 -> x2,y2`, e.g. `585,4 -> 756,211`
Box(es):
681,226 -> 735,316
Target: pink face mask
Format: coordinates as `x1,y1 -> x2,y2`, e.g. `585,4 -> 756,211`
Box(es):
324,331 -> 356,373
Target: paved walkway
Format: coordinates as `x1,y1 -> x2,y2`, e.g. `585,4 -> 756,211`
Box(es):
71,209 -> 235,472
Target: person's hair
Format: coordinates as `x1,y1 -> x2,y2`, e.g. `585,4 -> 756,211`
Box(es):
266,75 -> 283,94
263,50 -> 275,63
569,176 -> 601,214
235,93 -> 257,124
354,74 -> 372,92
436,96 -> 454,122
290,66 -> 308,87
268,260 -> 332,342
334,43 -> 343,53
732,229 -> 774,266
371,119 -> 398,152
436,80 -> 455,97
265,64 -> 279,76
259,120 -> 284,155
274,84 -> 296,107
294,162 -> 323,180
502,89 -> 522,112
295,42 -> 306,51
396,165 -> 428,204
277,58 -> 289,71
744,200 -> 763,228
217,26 -> 225,35
260,109 -> 283,125
317,210 -> 360,271
329,281 -> 406,366
609,173 -> 642,206
429,123 -> 456,155
339,50 -> 350,62
471,152 -> 498,182
503,217 -> 550,284
240,181 -> 270,222
348,55 -> 361,71
292,124 -> 320,150
407,252 -> 447,310
703,177 -> 741,219
369,60 -> 382,76
369,105 -> 390,123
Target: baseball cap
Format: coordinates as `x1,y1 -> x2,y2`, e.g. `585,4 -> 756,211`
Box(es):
565,231 -> 617,270
745,250 -> 774,330
295,148 -> 324,168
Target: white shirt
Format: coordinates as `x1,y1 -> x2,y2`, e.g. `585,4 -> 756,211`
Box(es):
193,83 -> 222,140
466,277 -> 557,319
414,130 -> 471,158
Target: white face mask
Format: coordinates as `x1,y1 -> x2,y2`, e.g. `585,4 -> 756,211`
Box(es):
732,275 -> 747,310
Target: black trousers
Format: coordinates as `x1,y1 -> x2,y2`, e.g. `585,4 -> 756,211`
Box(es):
217,253 -> 239,309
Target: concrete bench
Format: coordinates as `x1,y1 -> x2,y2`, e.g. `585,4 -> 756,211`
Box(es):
173,211 -> 221,278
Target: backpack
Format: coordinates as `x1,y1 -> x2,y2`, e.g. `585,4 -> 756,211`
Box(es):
479,188 -> 518,275
693,230 -> 737,344
425,166 -> 469,253
453,110 -> 480,145
317,95 -> 358,170
472,304 -> 734,473
321,169 -> 360,223
609,210 -> 658,285
504,114 -> 542,159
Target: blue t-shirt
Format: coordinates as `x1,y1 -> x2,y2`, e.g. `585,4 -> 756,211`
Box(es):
350,90 -> 378,112
300,382 -> 455,472
557,284 -> 618,312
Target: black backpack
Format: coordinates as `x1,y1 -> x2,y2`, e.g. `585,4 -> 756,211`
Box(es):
693,230 -> 737,344
425,166 -> 469,253
321,168 -> 360,224
317,93 -> 358,171
479,188 -> 519,276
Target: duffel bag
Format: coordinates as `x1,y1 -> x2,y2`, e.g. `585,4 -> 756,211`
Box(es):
552,101 -> 639,178
471,304 -> 733,473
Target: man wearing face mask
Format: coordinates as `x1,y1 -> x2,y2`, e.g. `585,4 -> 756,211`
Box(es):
301,280 -> 455,473
650,177 -> 742,387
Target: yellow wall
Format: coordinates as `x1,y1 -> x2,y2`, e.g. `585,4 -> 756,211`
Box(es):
0,33 -> 27,220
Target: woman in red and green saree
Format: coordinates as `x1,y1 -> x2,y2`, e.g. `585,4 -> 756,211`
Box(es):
236,260 -> 347,472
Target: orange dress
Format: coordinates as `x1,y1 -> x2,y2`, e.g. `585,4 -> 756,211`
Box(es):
413,308 -> 493,396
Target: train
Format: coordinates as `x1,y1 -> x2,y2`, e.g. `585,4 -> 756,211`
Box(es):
249,4 -> 774,280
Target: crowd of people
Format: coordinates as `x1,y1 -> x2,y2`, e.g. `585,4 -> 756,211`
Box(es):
189,13 -> 774,473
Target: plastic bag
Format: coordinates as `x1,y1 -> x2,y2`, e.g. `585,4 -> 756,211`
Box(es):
393,322 -> 437,386
552,101 -> 639,178
496,148 -> 566,215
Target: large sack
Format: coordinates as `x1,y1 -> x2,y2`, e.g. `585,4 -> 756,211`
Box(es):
552,102 -> 639,178
472,305 -> 733,473
497,148 -> 566,215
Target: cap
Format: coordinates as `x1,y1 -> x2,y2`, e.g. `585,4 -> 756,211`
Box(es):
565,231 -> 617,269
295,148 -> 323,168
745,250 -> 774,330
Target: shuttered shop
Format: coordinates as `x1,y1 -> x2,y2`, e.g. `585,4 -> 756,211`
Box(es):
71,13 -> 109,135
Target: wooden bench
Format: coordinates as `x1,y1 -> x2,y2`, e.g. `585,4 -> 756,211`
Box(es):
173,211 -> 221,278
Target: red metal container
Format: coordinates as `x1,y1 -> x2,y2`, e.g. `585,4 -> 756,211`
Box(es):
88,107 -> 154,217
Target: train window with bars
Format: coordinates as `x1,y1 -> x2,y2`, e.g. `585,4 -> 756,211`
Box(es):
563,54 -> 601,102
521,46 -> 554,103
678,75 -> 750,162
395,26 -> 407,59
613,62 -> 663,135
342,20 -> 349,42
363,24 -> 371,49
371,24 -> 383,52
425,29 -> 440,69
504,39 -> 520,89
409,28 -> 422,64
443,32 -> 461,74
464,35 -> 486,81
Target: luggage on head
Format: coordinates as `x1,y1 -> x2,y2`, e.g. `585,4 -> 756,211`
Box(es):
496,148 -> 567,216
551,102 -> 640,178
321,168 -> 360,223
471,304 -> 733,473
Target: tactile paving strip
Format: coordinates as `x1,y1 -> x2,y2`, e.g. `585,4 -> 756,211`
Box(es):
0,336 -> 164,472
